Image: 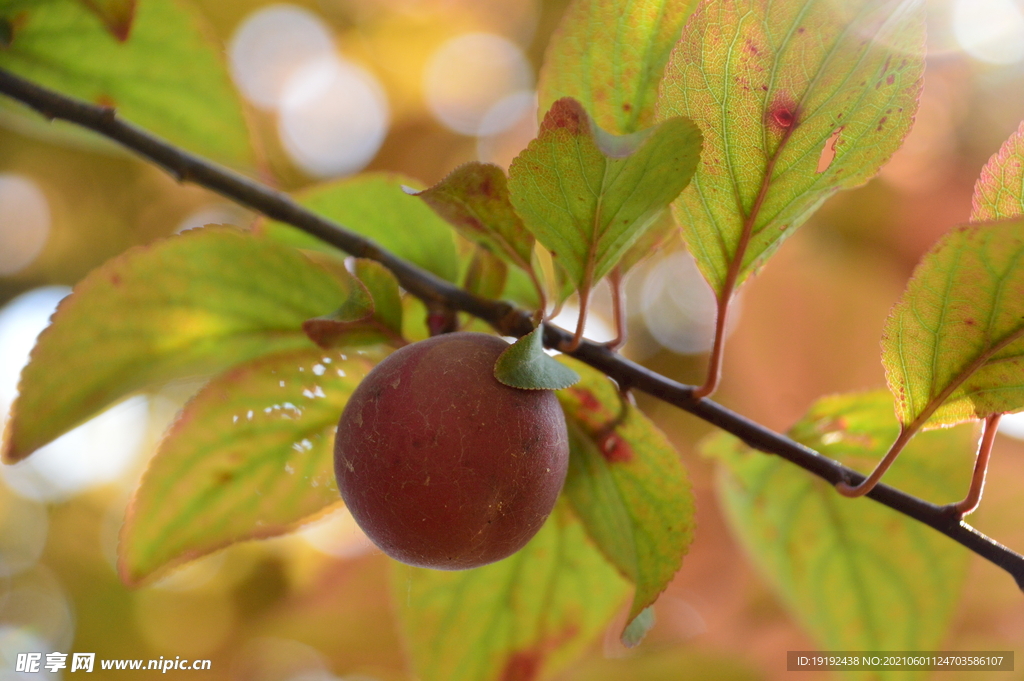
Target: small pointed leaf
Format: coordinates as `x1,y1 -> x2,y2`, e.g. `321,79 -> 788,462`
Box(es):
119,347 -> 379,585
261,173 -> 460,284
508,98 -> 701,304
704,390 -> 973,653
494,326 -> 580,390
539,0 -> 700,134
2,227 -> 350,463
883,217 -> 1024,429
557,357 -> 694,639
620,606 -> 655,649
972,121 -> 1024,221
658,0 -> 925,296
394,503 -> 628,681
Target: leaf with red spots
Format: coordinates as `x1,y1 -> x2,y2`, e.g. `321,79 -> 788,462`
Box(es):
416,163 -> 543,303
556,357 -> 694,645
972,121 -> 1024,221
2,227 -> 352,463
657,0 -> 924,300
882,217 -> 1024,430
538,0 -> 701,135
76,0 -> 135,40
0,0 -> 253,167
704,390 -> 972,654
394,503 -> 628,681
508,97 -> 701,314
119,347 -> 380,585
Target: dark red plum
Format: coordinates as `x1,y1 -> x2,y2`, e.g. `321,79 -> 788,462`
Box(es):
334,332 -> 569,569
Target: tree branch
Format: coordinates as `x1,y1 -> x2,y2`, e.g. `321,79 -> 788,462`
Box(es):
1,67 -> 1021,592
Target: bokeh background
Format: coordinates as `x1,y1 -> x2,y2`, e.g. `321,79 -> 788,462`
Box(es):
1,0 -> 1024,678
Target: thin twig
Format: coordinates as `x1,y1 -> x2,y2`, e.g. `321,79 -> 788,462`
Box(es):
2,67 -> 1022,592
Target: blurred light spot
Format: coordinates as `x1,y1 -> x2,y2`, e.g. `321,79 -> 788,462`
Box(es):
0,567 -> 74,653
549,304 -> 616,351
0,286 -> 149,502
175,204 -> 251,234
229,4 -> 336,110
0,627 -> 49,678
953,0 -> 1024,64
423,33 -> 533,136
0,491 -> 47,578
2,396 -> 149,503
641,252 -> 737,355
233,637 -> 330,681
476,91 -> 538,168
279,56 -> 390,178
998,412 -> 1024,439
299,507 -> 374,559
134,588 -> 233,656
0,287 -> 69,407
0,175 -> 49,277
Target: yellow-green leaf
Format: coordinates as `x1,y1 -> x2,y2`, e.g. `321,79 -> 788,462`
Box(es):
2,227 -> 350,463
0,0 -> 253,167
556,357 -> 694,640
705,390 -> 973,669
393,503 -> 628,681
262,173 -> 460,284
658,0 -> 924,296
972,121 -> 1024,221
539,0 -> 700,135
120,347 -> 379,585
882,217 -> 1024,430
508,97 -> 701,303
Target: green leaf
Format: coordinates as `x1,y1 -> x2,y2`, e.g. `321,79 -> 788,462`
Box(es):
393,503 -> 628,681
538,0 -> 700,135
494,326 -> 580,390
120,347 -> 379,585
262,173 -> 460,284
0,0 -> 253,167
882,217 -> 1024,430
704,390 -> 973,666
556,357 -> 694,639
76,0 -> 135,40
302,259 -> 406,349
2,226 -> 350,463
463,247 -> 508,302
508,97 -> 701,304
416,163 -> 537,279
972,121 -> 1024,221
658,0 -> 925,296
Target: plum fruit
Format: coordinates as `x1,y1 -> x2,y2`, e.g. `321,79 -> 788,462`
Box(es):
334,332 -> 569,569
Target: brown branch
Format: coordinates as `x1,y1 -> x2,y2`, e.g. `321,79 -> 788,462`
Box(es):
1,67 -> 1022,592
